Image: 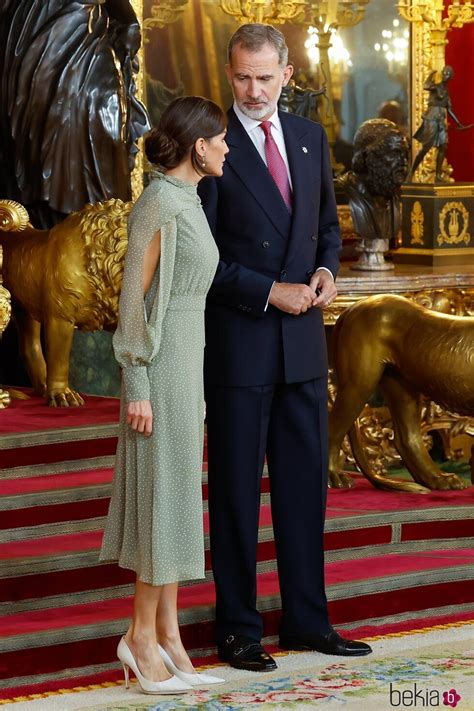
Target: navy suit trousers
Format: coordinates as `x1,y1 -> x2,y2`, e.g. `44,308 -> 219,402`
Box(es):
205,377 -> 331,643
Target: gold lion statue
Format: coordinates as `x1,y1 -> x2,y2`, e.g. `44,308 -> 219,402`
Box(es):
0,199 -> 131,406
329,294 -> 473,493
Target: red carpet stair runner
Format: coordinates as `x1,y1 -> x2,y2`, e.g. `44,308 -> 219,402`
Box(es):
0,392 -> 473,700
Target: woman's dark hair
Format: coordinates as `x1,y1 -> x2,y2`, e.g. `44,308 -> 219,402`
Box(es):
145,96 -> 226,174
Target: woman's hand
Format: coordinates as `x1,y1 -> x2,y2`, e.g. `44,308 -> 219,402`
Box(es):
127,400 -> 153,436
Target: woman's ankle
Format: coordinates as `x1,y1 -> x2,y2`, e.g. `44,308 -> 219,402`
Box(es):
156,629 -> 181,646
126,628 -> 157,648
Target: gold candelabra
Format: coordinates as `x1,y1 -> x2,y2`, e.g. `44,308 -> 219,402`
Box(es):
303,2 -> 370,171
143,1 -> 189,36
306,0 -> 369,26
219,0 -> 308,24
398,0 -> 474,73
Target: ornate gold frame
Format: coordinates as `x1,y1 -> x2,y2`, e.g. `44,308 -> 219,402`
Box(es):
131,0 -> 145,200
133,2 -> 426,193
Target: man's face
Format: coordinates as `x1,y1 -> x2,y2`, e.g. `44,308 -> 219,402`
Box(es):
225,42 -> 293,121
385,134 -> 409,186
364,133 -> 409,197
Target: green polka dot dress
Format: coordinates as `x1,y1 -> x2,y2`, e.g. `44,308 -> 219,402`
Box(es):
100,171 -> 219,585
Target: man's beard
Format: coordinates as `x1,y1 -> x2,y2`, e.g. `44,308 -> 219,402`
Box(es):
365,159 -> 404,199
237,98 -> 277,121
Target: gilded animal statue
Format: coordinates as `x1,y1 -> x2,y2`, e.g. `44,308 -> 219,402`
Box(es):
329,294 -> 473,493
0,199 -> 131,406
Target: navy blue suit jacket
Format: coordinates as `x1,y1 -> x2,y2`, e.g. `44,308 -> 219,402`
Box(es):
199,108 -> 341,387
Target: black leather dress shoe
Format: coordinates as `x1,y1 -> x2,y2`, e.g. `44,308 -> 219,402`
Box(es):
279,630 -> 372,657
218,635 -> 277,672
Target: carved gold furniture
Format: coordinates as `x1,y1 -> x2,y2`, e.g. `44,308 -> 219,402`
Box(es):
325,263 -> 474,491
0,242 -> 12,409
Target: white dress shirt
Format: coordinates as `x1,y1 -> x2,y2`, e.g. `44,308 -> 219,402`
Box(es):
233,102 -> 293,189
232,103 -> 335,301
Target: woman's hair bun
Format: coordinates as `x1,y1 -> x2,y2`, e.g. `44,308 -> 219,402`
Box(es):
145,128 -> 183,169
145,96 -> 226,173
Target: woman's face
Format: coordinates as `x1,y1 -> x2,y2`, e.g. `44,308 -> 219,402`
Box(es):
203,131 -> 229,177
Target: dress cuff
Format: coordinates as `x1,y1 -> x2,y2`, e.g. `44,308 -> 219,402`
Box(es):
122,366 -> 151,403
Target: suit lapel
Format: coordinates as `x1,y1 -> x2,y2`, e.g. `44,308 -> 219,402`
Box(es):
224,108 -> 291,238
280,111 -> 314,267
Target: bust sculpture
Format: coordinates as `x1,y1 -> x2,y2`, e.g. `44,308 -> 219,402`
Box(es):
338,118 -> 409,271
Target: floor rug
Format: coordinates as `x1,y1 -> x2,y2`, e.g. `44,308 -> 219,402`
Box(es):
3,621 -> 473,710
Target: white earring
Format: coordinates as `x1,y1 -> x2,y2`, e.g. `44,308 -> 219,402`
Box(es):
201,155 -> 206,168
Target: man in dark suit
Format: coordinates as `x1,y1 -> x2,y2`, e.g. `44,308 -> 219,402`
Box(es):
199,23 -> 371,671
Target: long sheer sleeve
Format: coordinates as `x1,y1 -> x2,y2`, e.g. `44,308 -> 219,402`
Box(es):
113,184 -> 178,402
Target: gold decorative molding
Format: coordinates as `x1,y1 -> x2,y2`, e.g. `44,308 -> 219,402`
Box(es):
403,184 -> 474,197
131,0 -> 146,200
395,246 -> 474,257
350,398 -> 474,480
410,201 -> 425,244
407,287 -> 474,316
437,201 -> 470,245
0,244 -> 12,409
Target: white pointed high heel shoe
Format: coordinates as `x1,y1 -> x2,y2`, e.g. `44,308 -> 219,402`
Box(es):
158,643 -> 225,686
117,637 -> 192,695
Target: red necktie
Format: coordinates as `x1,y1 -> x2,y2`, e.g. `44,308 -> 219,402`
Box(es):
260,121 -> 293,213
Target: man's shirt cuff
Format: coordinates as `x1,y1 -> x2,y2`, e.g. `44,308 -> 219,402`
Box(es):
315,267 -> 334,280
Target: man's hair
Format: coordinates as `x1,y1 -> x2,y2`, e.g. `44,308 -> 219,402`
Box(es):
352,118 -> 409,198
227,23 -> 288,67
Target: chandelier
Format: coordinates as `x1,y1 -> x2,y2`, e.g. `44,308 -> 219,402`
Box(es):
374,18 -> 410,75
305,28 -> 352,69
304,1 -> 369,29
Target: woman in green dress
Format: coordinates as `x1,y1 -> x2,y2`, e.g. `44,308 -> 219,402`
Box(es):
100,96 -> 228,695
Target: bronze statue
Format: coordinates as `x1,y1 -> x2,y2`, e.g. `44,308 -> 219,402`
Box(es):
279,79 -> 326,121
328,294 -> 472,493
0,0 -> 149,228
407,66 -> 474,183
337,119 -> 409,271
0,199 -> 130,406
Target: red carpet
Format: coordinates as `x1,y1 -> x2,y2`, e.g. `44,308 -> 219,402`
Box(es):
0,389 -> 120,434
0,391 -> 473,700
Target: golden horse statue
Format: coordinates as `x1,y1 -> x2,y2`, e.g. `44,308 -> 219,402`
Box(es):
329,294 -> 473,493
0,199 -> 131,406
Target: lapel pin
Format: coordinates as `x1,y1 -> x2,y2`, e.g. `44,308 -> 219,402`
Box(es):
302,146 -> 308,153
